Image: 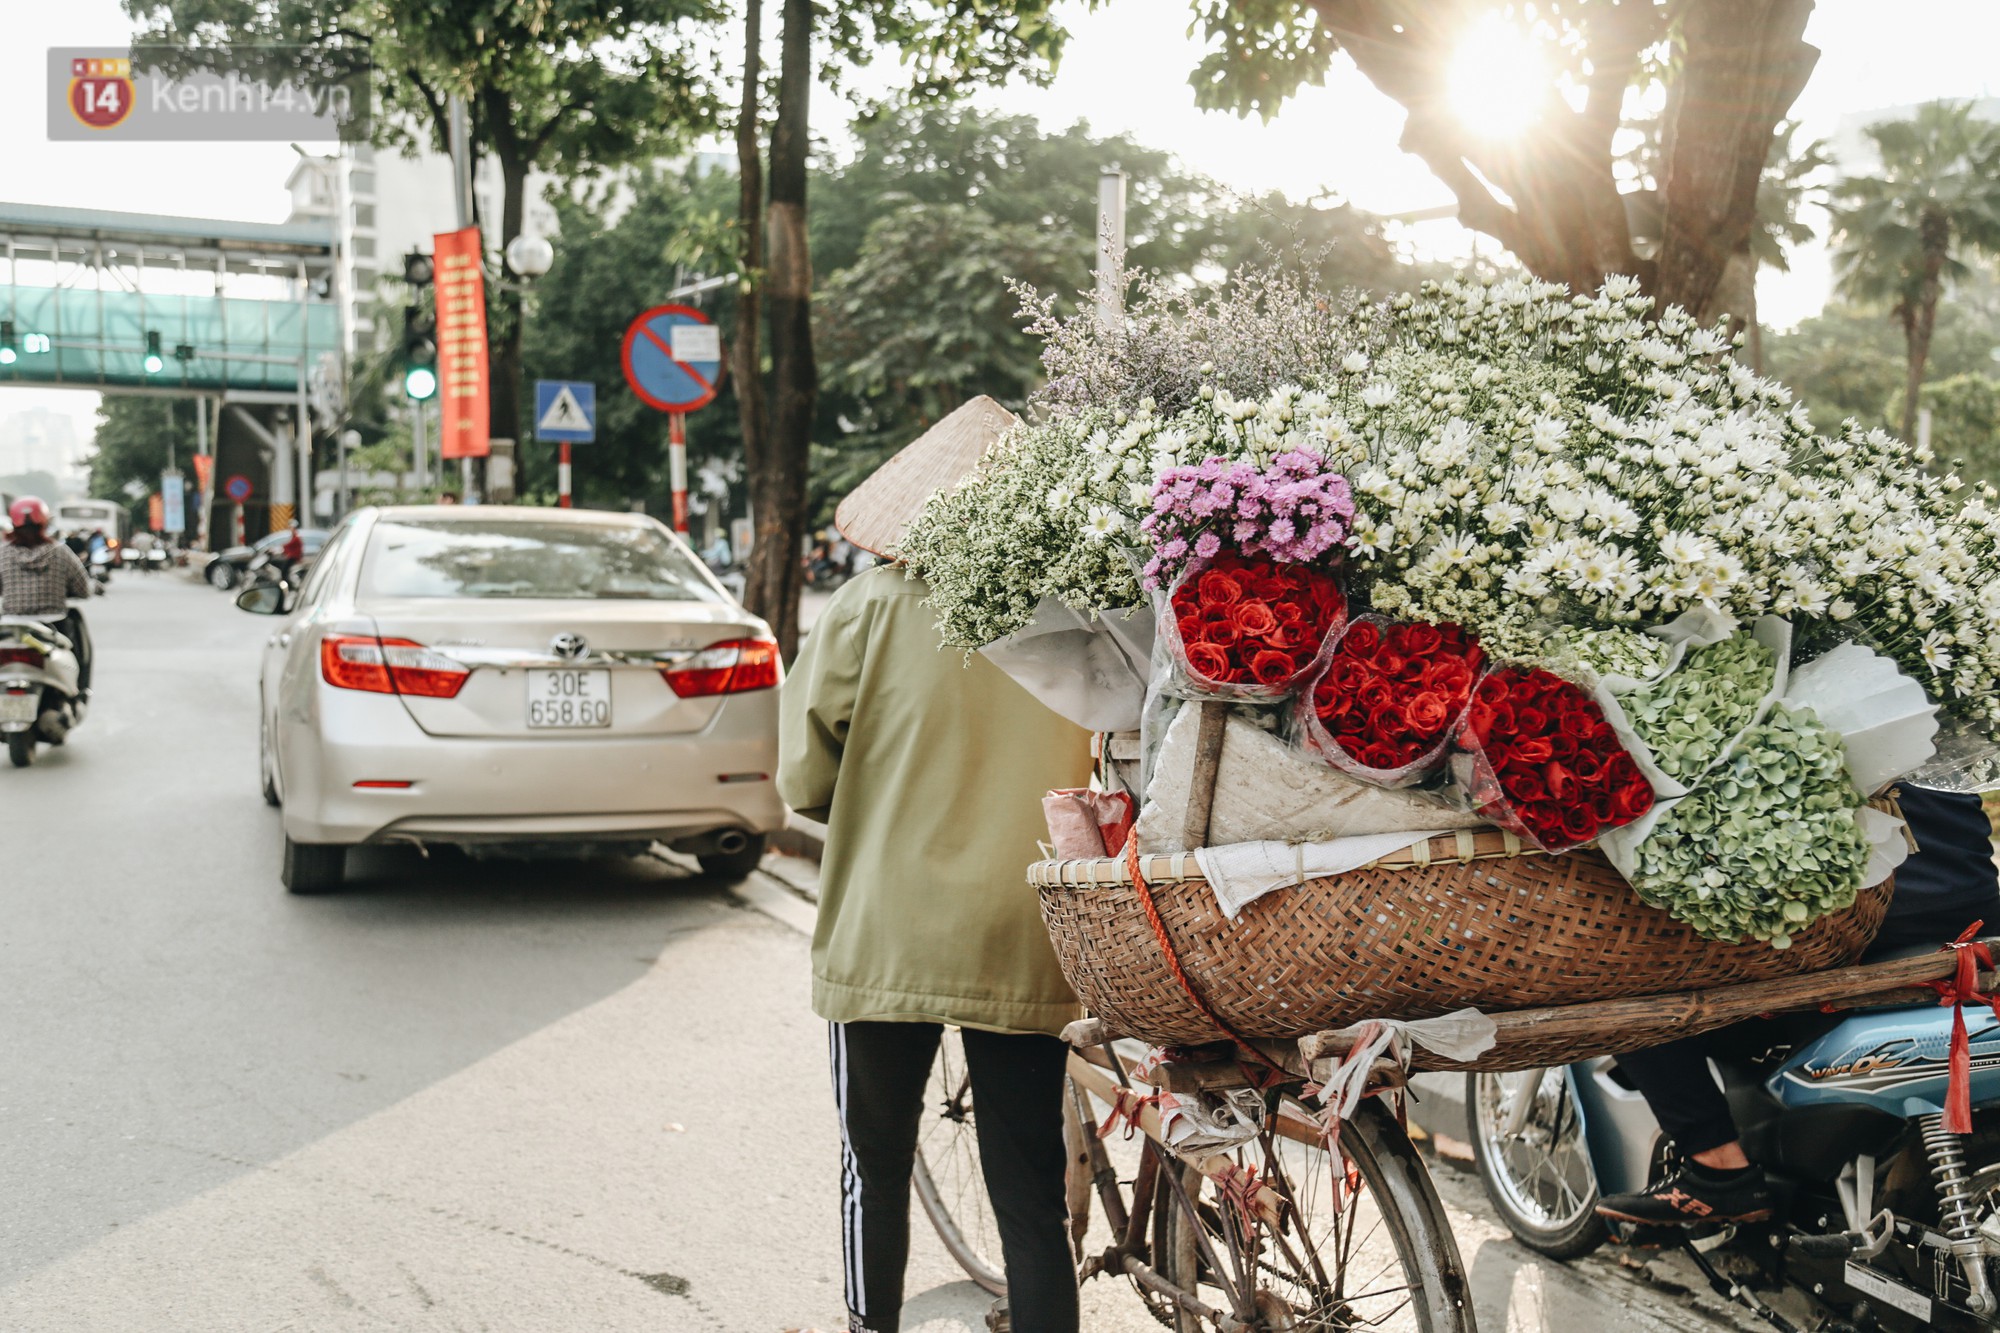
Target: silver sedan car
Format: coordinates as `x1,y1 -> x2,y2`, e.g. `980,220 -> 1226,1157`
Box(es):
237,505 -> 784,893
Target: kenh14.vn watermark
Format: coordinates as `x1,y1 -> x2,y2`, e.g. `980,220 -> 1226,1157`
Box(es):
48,47 -> 369,142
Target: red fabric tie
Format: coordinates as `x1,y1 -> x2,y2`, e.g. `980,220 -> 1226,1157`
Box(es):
1097,1086 -> 1155,1141
1920,922 -> 1999,1134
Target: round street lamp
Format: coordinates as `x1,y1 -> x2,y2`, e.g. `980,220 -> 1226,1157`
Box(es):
504,234 -> 554,280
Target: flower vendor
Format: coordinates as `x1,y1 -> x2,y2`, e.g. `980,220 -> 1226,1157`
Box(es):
777,397 -> 1089,1333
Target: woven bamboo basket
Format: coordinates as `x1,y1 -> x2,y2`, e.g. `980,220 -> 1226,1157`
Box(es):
1031,828 -> 1895,1048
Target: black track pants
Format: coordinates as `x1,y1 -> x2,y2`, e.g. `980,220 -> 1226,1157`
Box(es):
828,1020 -> 1078,1333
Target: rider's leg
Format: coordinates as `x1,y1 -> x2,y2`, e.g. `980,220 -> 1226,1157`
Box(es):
828,1020 -> 944,1333
1599,1037 -> 1773,1224
54,609 -> 91,697
959,1028 -> 1078,1333
1615,1037 -> 1738,1158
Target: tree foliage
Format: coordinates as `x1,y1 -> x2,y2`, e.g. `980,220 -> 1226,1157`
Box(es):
520,105 -> 1416,528
125,0 -> 726,452
88,397 -> 189,527
1184,0 -> 1817,323
1830,100 -> 2000,439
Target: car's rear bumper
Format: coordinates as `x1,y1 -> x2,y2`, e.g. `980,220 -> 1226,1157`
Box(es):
282,690 -> 783,846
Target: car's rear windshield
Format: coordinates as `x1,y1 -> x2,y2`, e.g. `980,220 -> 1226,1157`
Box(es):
358,517 -> 723,602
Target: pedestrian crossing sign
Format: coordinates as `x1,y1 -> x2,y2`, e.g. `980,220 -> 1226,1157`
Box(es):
534,380 -> 596,443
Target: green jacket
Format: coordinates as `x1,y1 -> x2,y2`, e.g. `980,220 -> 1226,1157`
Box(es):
778,569 -> 1092,1036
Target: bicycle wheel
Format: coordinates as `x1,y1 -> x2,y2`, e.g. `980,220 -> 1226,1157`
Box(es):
913,1028 -> 1008,1295
1467,1069 -> 1608,1260
1154,1097 -> 1473,1332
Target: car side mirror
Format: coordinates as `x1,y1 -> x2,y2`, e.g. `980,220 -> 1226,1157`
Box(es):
234,584 -> 288,616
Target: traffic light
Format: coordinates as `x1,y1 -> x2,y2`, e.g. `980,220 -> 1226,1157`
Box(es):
0,321 -> 15,366
143,330 -> 164,374
401,302 -> 437,400
402,250 -> 434,288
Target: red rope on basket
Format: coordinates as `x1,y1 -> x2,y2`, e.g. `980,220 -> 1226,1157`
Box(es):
1920,922 -> 2000,1134
1123,838 -> 1292,1077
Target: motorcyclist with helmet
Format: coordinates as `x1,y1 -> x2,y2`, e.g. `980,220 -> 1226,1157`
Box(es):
0,497 -> 96,699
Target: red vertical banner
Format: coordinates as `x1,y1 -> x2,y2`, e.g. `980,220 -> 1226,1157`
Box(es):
434,226 -> 490,460
190,452 -> 214,493
147,494 -> 164,532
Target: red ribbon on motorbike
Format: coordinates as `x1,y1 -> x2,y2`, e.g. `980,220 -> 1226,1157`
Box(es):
1922,922 -> 2000,1134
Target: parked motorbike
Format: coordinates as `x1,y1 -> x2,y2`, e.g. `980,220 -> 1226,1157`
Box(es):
1469,999 -> 2000,1331
138,545 -> 171,573
0,615 -> 86,767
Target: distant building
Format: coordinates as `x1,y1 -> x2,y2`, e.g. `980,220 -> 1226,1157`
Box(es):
0,407 -> 85,489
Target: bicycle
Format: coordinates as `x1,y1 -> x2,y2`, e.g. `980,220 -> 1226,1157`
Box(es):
915,1025 -> 1474,1331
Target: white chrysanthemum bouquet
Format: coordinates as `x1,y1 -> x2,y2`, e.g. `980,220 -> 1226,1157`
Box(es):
899,270 -> 1998,945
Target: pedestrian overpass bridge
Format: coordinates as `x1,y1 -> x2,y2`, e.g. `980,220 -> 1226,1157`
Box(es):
0,201 -> 344,534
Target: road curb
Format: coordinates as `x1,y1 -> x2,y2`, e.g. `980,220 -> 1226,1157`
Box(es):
732,870 -> 817,935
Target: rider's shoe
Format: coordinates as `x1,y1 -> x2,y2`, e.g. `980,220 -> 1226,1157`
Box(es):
1596,1161 -> 1775,1225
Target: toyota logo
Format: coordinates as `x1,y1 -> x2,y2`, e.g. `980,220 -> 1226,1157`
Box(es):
550,632 -> 589,661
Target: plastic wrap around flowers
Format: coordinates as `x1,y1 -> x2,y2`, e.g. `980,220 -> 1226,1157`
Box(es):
1161,554 -> 1346,700
1452,666 -> 1655,853
1301,618 -> 1486,788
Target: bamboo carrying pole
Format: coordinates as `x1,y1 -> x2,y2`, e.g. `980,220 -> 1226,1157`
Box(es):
1295,945 -> 2000,1070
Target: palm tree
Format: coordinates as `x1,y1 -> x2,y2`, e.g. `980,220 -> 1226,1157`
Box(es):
1742,122 -> 1830,373
1830,100 -> 2000,442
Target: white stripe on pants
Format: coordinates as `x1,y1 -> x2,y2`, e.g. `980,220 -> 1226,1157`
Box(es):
830,1022 -> 867,1320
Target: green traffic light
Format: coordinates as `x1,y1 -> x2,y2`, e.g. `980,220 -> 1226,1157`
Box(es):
144,330 -> 164,375
404,365 -> 438,400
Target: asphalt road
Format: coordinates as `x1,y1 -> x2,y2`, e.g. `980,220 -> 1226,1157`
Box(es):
0,575 -> 1754,1332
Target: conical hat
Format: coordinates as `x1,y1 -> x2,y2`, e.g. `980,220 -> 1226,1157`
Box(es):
835,395 -> 1019,558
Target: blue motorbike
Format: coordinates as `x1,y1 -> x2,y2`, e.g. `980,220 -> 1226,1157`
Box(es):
1469,996 -> 2000,1331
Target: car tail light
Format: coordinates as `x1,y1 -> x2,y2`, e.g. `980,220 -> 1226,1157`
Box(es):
662,637 -> 781,698
321,634 -> 469,698
0,646 -> 45,669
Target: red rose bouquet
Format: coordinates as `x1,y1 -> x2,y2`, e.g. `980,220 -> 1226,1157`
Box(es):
1300,617 -> 1486,788
1160,553 -> 1346,701
1451,666 -> 1656,852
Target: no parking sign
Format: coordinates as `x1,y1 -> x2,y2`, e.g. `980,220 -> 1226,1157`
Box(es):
621,304 -> 722,532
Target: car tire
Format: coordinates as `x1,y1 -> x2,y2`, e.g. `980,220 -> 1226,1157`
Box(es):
283,836 -> 346,894
259,710 -> 281,807
697,833 -> 768,882
7,732 -> 36,768
207,562 -> 237,591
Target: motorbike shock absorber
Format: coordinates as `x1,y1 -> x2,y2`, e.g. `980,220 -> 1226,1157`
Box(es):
1921,1114 -> 1999,1317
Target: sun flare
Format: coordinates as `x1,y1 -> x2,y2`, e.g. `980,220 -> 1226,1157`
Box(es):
1447,15 -> 1550,137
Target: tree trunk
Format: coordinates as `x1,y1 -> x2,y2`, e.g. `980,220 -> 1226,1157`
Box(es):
1651,0 -> 1818,322
746,0 -> 815,660
1903,213 -> 1950,443
731,0 -> 768,579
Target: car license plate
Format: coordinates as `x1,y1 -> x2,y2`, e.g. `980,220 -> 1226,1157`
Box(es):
527,669 -> 610,729
0,692 -> 35,726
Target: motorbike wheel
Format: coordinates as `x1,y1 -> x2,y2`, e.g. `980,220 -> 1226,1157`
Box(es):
7,731 -> 37,767
1467,1070 -> 1610,1260
207,562 -> 237,590
282,836 -> 346,894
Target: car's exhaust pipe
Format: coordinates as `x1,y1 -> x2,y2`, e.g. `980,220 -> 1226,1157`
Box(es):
714,829 -> 750,856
